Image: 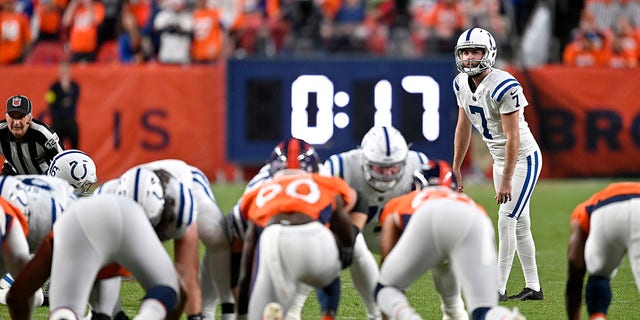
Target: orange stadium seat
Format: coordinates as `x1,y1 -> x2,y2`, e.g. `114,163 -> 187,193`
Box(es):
24,41 -> 68,65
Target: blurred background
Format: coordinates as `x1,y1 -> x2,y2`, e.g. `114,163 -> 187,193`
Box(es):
1,0 -> 639,182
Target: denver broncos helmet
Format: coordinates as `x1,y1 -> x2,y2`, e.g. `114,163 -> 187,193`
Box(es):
268,138 -> 320,175
411,160 -> 458,191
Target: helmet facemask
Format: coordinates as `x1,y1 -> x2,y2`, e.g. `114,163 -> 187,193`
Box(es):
360,126 -> 409,192
363,159 -> 406,191
455,28 -> 497,76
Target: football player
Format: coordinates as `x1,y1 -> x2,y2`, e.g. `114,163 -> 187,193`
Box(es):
6,194 -> 185,320
0,195 -> 36,316
375,160 -> 526,320
135,159 -> 233,320
97,160 -> 229,320
236,138 -> 356,320
0,174 -> 82,306
322,126 -> 468,319
228,138 -> 369,320
452,27 -> 543,301
566,182 -> 640,320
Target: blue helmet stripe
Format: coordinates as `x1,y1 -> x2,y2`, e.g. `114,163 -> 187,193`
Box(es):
465,28 -> 475,41
133,168 -> 141,202
383,127 -> 391,156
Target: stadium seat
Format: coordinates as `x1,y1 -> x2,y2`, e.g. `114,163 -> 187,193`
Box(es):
24,41 -> 67,65
97,40 -> 119,64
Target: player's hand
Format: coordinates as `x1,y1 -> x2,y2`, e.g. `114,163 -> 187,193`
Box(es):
495,183 -> 512,204
453,169 -> 463,192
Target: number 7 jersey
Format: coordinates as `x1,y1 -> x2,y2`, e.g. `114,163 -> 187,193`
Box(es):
453,68 -> 539,165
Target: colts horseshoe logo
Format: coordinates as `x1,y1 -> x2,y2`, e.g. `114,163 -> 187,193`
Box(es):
70,160 -> 88,181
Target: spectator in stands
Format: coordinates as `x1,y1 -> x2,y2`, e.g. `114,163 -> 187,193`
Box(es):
98,0 -> 124,46
324,0 -> 369,54
45,62 -> 80,149
416,0 -> 467,54
62,0 -> 106,63
33,0 -> 67,41
153,0 -> 193,64
601,34 -> 638,68
117,1 -> 153,64
0,0 -> 32,65
461,0 -> 509,56
192,0 -> 226,63
563,30 -> 607,67
280,0 -> 326,55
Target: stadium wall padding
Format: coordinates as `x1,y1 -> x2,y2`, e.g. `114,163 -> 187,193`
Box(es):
0,64 -> 236,182
0,63 -> 638,180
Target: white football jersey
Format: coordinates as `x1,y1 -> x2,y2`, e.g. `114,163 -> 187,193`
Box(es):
324,149 -> 429,252
0,175 -> 78,250
453,68 -> 539,165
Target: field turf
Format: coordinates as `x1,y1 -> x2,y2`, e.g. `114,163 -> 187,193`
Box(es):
2,178 -> 638,319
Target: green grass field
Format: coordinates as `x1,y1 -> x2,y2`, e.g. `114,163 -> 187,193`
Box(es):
2,179 -> 639,319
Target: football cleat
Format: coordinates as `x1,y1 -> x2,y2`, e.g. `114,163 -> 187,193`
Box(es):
498,291 -> 508,301
508,287 -> 543,301
484,306 -> 526,320
262,302 -> 283,320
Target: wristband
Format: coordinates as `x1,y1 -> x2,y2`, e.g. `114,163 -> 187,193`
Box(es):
187,313 -> 204,320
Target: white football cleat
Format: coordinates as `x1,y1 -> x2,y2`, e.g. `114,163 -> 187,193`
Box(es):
484,306 -> 526,320
263,302 -> 283,320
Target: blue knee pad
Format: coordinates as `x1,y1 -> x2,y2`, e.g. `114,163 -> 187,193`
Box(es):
471,307 -> 490,320
316,277 -> 341,312
585,275 -> 611,316
144,285 -> 178,312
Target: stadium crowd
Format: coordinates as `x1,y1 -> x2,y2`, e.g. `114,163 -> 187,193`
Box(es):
0,0 -> 547,64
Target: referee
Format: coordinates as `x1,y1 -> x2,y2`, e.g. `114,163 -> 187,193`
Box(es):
0,95 -> 63,175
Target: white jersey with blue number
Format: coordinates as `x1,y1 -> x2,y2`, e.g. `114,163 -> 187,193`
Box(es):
453,68 -> 539,165
323,149 -> 429,252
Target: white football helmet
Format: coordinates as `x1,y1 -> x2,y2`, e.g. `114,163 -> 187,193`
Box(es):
117,167 -> 165,227
360,126 -> 409,191
47,149 -> 98,196
455,27 -> 497,76
152,168 -> 196,240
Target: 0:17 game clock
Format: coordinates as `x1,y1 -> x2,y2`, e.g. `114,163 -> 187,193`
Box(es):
226,57 -> 458,164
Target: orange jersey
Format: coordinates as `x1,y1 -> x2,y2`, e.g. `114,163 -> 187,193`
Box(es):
570,182 -> 640,234
239,172 -> 354,228
0,196 -> 29,239
36,0 -> 67,35
192,8 -> 224,61
68,2 -> 105,53
97,263 -> 133,280
380,187 -> 485,231
0,11 -> 31,64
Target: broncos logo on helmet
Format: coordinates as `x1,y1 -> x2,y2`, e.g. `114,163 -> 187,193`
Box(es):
268,138 -> 320,175
411,160 -> 458,191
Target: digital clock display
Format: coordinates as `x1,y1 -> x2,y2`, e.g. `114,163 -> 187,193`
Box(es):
227,58 -> 458,164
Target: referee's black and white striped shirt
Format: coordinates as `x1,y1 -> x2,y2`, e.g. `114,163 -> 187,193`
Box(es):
0,119 -> 64,175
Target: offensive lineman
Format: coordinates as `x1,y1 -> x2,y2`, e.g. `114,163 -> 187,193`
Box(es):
6,194 -> 185,320
321,125 -> 467,319
375,160 -> 525,320
452,27 -> 543,301
97,160 -> 229,320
